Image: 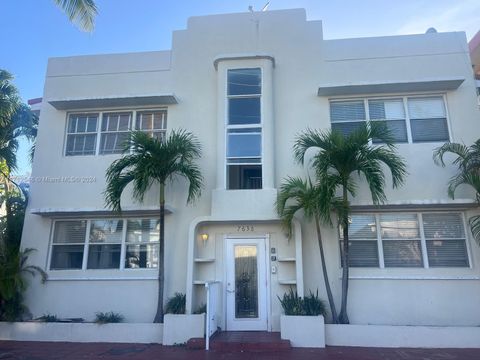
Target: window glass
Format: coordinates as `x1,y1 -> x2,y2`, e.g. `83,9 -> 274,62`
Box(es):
87,244 -> 121,269
408,97 -> 449,142
51,221 -> 87,270
369,99 -> 408,143
380,214 -> 422,267
228,98 -> 261,125
423,213 -> 468,267
330,101 -> 366,122
340,215 -> 379,267
227,165 -> 262,190
65,114 -> 98,156
227,130 -> 261,158
90,220 -> 123,243
100,113 -> 132,155
136,110 -> 167,141
228,68 -> 261,96
126,219 -> 159,268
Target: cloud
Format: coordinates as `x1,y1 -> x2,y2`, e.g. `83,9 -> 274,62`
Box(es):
396,0 -> 480,40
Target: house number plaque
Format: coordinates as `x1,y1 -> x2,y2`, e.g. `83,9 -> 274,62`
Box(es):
236,225 -> 255,232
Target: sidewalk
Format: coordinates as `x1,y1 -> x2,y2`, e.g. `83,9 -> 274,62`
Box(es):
1,341 -> 479,360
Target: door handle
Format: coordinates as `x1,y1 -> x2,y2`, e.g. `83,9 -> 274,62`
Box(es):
226,288 -> 235,293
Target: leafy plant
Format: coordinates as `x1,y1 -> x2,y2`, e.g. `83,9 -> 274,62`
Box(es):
37,313 -> 58,322
94,311 -> 124,324
165,293 -> 186,314
193,303 -> 206,314
278,288 -> 326,316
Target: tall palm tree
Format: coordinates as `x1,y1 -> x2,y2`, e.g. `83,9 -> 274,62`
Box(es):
0,70 -> 20,127
433,140 -> 480,242
293,123 -> 407,324
276,177 -> 339,323
52,0 -> 97,31
104,130 -> 203,323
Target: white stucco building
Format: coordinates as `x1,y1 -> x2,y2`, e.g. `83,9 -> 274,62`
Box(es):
21,9 -> 480,331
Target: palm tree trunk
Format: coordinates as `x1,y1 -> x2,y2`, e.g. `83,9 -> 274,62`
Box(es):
315,216 -> 338,323
153,183 -> 165,323
338,186 -> 350,324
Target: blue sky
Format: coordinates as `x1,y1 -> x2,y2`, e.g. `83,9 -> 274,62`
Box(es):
2,0 -> 479,174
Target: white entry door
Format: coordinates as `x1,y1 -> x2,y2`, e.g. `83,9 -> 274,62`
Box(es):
226,238 -> 268,331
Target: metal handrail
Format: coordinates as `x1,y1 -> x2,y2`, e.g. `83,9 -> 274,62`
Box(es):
205,281 -> 221,350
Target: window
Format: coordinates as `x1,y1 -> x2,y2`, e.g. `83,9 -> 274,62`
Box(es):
50,221 -> 87,269
340,215 -> 379,267
330,96 -> 449,143
99,112 -> 132,154
226,68 -> 262,189
340,212 -> 469,268
49,218 -> 159,270
407,97 -> 449,142
136,110 -> 167,141
64,109 -> 167,156
65,114 -> 98,156
125,219 -> 160,268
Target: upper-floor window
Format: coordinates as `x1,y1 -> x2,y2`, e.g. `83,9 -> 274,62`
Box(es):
226,68 -> 262,190
50,218 -> 159,270
330,96 -> 449,143
340,212 -> 469,268
65,109 -> 167,156
65,114 -> 98,156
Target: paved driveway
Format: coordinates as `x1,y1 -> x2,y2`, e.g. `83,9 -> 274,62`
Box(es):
1,341 -> 479,359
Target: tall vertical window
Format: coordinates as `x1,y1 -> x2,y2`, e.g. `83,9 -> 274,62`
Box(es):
100,112 -> 132,154
65,114 -> 98,156
136,110 -> 167,141
226,68 -> 262,189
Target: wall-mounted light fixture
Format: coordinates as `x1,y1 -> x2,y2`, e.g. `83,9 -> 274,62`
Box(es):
201,233 -> 209,246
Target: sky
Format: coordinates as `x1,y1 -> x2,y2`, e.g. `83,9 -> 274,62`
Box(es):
2,0 -> 479,174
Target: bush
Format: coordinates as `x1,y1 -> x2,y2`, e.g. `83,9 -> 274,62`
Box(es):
94,311 -> 124,324
165,293 -> 186,314
278,288 -> 326,316
37,313 -> 58,322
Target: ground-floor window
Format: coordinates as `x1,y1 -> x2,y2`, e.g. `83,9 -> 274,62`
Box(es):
49,218 -> 159,270
339,212 -> 470,268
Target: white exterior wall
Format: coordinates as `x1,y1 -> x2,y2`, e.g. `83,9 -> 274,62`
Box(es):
21,9 -> 480,327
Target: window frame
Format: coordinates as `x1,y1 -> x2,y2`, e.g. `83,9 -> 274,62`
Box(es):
64,113 -> 99,156
339,211 -> 471,269
99,112 -> 133,155
48,218 -> 160,271
329,93 -> 451,144
224,67 -> 264,190
63,108 -> 168,157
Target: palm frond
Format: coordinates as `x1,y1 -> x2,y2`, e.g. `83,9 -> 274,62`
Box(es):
433,142 -> 469,167
52,0 -> 97,32
469,215 -> 480,245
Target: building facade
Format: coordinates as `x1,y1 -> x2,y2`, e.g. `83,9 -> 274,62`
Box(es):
21,9 -> 480,330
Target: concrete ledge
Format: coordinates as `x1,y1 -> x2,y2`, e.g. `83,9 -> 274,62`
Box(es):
280,315 -> 325,348
163,314 -> 205,345
0,322 -> 163,344
326,324 -> 480,348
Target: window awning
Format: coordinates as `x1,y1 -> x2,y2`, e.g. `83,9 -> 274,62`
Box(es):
48,94 -> 178,110
317,78 -> 465,96
31,206 -> 173,218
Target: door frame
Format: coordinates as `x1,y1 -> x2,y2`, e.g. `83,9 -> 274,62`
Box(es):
223,235 -> 271,331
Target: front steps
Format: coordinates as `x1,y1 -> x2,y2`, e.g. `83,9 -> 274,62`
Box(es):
187,331 -> 291,352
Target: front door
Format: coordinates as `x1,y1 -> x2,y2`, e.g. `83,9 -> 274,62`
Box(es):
226,238 -> 268,331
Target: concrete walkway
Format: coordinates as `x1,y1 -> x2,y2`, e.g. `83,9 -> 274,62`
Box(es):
1,341 -> 480,359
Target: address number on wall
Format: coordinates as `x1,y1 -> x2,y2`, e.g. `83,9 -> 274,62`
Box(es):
236,225 -> 255,232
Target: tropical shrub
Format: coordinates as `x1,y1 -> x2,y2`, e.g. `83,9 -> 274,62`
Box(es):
278,288 -> 326,316
193,303 -> 206,314
94,311 -> 124,324
165,293 -> 186,314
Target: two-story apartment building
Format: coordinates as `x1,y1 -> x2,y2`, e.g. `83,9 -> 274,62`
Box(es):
21,9 -> 480,331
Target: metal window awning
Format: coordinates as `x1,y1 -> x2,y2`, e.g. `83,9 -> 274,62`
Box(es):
31,206 -> 174,218
48,94 -> 178,110
317,78 -> 465,97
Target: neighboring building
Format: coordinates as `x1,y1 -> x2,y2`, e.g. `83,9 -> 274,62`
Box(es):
28,97 -> 42,117
21,9 -> 480,330
470,30 -> 480,98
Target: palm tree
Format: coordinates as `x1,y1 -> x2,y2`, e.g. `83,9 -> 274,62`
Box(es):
276,177 -> 339,323
293,123 -> 407,324
52,0 -> 97,31
104,130 -> 203,323
0,70 -> 20,127
433,140 -> 480,242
